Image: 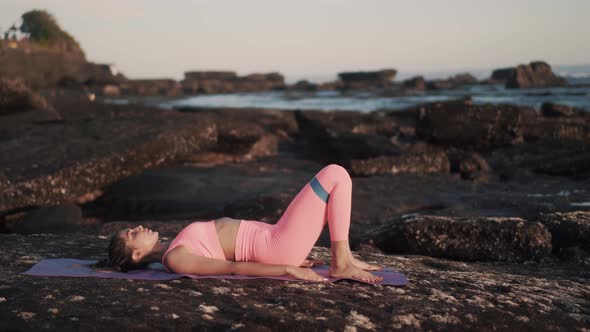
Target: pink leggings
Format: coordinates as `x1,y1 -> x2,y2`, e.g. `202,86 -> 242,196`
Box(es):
234,164 -> 352,266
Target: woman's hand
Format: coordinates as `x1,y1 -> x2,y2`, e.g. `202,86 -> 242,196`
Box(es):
299,259 -> 325,268
286,266 -> 329,282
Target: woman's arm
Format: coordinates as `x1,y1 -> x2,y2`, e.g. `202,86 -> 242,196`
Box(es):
165,250 -> 289,276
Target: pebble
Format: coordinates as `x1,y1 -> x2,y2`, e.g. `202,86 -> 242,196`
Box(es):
170,313 -> 179,319
47,308 -> 59,314
212,287 -> 231,295
202,314 -> 214,320
155,284 -> 172,290
345,310 -> 376,330
198,304 -> 219,314
67,295 -> 85,302
17,312 -> 36,320
137,288 -> 148,293
150,306 -> 160,311
0,297 -> 6,302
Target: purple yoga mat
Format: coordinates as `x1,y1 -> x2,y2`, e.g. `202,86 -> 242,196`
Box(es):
21,258 -> 408,286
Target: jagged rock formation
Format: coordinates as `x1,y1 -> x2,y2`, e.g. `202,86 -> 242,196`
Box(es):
489,61 -> 568,89
337,69 -> 397,89
181,71 -> 285,94
0,78 -> 51,115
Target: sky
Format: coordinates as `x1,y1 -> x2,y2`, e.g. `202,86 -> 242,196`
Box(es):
2,0 -> 589,83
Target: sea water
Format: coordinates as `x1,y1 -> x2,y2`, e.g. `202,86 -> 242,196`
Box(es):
157,82 -> 590,113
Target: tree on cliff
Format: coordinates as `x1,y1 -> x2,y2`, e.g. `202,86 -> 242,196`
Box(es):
19,10 -> 84,56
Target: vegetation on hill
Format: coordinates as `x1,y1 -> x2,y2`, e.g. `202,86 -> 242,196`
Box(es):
19,9 -> 84,56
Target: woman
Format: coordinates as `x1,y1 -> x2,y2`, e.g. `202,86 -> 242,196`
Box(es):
95,164 -> 384,283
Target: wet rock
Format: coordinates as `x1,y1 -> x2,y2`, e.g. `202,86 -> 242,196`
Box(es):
402,76 -> 426,91
536,211 -> 590,262
360,215 -> 552,262
425,80 -> 456,90
13,204 -> 84,235
0,78 -> 52,115
490,67 -> 516,83
287,80 -> 318,91
506,61 -> 568,89
541,102 -> 578,117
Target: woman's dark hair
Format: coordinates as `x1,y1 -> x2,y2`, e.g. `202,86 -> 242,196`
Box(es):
91,232 -> 151,272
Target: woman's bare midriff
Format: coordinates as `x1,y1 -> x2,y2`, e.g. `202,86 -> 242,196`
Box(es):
213,217 -> 241,261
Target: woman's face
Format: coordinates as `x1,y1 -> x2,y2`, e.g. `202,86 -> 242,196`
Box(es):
118,225 -> 159,261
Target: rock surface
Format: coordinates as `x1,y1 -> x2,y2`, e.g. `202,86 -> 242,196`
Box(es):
536,211 -> 590,263
359,215 -> 552,262
1,233 -> 588,331
338,69 -> 397,89
506,61 -> 568,89
0,78 -> 52,115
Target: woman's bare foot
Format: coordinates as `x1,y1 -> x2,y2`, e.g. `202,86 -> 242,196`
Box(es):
350,257 -> 382,271
329,264 -> 384,283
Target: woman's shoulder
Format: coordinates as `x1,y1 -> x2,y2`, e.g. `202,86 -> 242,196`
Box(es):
162,244 -> 199,272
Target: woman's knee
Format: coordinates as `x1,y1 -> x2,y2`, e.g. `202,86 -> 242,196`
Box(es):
324,164 -> 351,184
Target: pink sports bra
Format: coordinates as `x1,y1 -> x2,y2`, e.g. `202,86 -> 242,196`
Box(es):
161,220 -> 227,273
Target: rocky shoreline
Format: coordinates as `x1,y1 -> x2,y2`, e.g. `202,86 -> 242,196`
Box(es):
1,90 -> 590,330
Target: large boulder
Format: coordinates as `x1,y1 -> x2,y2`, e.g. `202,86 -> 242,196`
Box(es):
490,67 -> 516,82
415,99 -> 539,150
536,211 -> 590,263
293,109 -> 399,163
181,71 -> 285,94
487,141 -> 590,180
0,40 -> 122,89
360,215 -> 552,262
446,149 -> 491,182
338,69 -> 397,89
506,61 -> 568,89
402,76 -> 426,91
541,102 -> 580,117
0,78 -> 51,115
13,203 -> 85,234
184,71 -> 238,80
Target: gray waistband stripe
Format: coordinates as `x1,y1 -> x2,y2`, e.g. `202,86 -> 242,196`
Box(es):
309,177 -> 329,203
